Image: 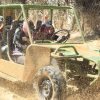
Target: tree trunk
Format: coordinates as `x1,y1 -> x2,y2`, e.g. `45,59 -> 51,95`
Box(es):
74,0 -> 100,37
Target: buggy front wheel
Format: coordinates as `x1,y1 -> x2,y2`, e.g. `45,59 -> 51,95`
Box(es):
33,66 -> 66,100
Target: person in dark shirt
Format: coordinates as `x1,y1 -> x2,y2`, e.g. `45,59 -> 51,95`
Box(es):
13,23 -> 29,52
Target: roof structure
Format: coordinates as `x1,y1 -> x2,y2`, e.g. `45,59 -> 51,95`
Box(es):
0,4 -> 72,9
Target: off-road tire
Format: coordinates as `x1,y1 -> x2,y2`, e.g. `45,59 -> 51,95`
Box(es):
33,66 -> 66,100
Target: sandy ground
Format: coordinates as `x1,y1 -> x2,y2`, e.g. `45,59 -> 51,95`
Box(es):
0,78 -> 38,100
0,76 -> 100,100
67,78 -> 100,100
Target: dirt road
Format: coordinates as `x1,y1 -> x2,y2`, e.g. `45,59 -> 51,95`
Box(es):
0,78 -> 38,100
0,77 -> 100,100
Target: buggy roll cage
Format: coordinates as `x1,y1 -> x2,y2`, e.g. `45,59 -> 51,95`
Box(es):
0,4 -> 86,44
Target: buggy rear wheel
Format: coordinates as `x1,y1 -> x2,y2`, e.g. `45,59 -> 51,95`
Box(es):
33,66 -> 66,100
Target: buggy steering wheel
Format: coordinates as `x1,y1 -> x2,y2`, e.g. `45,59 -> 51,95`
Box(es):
51,29 -> 70,43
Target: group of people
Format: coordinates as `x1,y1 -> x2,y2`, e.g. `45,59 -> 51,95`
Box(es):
11,18 -> 55,52
0,15 -> 70,64
0,18 -> 55,60
0,15 -> 55,51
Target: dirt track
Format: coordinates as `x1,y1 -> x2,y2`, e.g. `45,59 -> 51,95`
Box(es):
67,79 -> 100,100
0,78 -> 38,100
0,77 -> 100,100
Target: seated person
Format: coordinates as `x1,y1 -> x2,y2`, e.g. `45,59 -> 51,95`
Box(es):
0,16 -> 4,41
12,21 -> 29,64
33,21 -> 54,40
13,19 -> 34,51
13,23 -> 29,52
32,20 -> 42,40
44,20 -> 55,39
22,19 -> 35,36
35,20 -> 42,32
